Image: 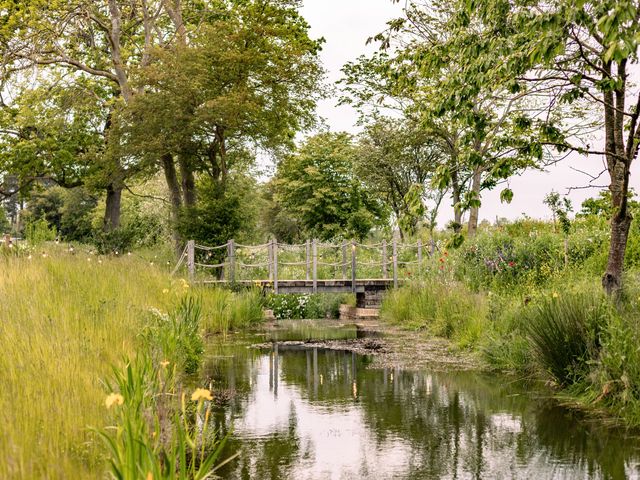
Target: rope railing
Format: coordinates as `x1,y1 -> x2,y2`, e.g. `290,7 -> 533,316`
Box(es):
179,237 -> 434,289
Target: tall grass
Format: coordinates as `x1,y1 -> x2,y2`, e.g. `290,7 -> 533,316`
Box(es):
380,281 -> 487,347
524,291 -> 607,386
0,250 -> 262,479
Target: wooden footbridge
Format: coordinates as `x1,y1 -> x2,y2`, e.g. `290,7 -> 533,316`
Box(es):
174,239 -> 433,307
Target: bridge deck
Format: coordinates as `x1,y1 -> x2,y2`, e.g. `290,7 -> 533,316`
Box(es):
199,278 -> 397,294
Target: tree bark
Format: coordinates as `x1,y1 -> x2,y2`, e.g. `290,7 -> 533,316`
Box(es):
103,183 -> 122,232
179,155 -> 196,207
602,209 -> 632,295
467,167 -> 482,237
162,153 -> 184,256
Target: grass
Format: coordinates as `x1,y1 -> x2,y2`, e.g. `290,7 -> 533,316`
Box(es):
0,246 -> 263,479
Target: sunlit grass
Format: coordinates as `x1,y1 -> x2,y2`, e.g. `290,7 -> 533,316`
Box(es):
0,247 -> 262,479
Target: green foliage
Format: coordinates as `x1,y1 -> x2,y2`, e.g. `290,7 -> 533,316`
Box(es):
267,293 -> 352,320
0,206 -> 8,233
524,292 -> 606,386
275,132 -> 387,241
24,218 -> 57,245
197,288 -> 265,335
145,297 -> 204,375
381,281 -> 486,346
544,191 -> 573,235
176,179 -> 245,255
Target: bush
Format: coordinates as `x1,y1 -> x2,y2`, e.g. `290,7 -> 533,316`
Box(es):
267,293 -> 352,320
24,218 -> 57,245
524,291 -> 607,386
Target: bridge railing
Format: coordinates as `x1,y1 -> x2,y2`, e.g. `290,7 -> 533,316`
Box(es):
174,238 -> 436,291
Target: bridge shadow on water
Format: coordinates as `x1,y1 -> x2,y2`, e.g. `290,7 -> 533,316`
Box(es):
197,323 -> 640,480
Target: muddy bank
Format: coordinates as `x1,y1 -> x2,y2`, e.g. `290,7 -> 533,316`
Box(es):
253,321 -> 482,371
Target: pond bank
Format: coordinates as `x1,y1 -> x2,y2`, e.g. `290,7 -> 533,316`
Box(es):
257,320 -> 483,371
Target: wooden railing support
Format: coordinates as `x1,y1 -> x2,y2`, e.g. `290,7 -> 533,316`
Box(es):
392,237 -> 398,289
417,239 -> 422,279
268,239 -> 274,281
312,239 -> 318,293
342,241 -> 348,279
351,240 -> 357,293
306,239 -> 311,280
187,240 -> 195,283
273,239 -> 279,294
382,240 -> 388,279
228,239 -> 235,283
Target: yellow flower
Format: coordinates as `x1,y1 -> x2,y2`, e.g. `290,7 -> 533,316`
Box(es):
191,388 -> 213,402
105,393 -> 124,409
146,472 -> 153,480
552,292 -> 559,298
160,360 -> 170,368
162,288 -> 169,294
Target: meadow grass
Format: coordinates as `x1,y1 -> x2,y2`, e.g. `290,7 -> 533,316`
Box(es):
0,248 -> 262,479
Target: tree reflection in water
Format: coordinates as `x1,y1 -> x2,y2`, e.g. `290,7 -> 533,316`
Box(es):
200,336 -> 640,480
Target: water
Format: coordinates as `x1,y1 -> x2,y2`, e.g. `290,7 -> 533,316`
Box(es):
201,322 -> 640,480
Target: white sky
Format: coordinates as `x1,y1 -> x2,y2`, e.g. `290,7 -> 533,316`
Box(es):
299,0 -> 640,226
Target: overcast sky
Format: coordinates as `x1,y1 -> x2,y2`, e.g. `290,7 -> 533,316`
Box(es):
298,0 -> 639,225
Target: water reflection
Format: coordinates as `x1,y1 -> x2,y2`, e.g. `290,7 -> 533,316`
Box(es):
202,339 -> 640,480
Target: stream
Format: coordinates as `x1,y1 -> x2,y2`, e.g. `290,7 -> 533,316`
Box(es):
199,321 -> 640,480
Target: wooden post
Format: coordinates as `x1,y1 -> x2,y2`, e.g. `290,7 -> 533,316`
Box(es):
417,239 -> 422,279
382,240 -> 388,279
312,239 -> 318,293
306,239 -> 311,280
273,239 -> 279,294
342,241 -> 347,279
392,237 -> 398,289
228,239 -> 235,283
187,240 -> 195,283
268,239 -> 274,281
351,240 -> 357,293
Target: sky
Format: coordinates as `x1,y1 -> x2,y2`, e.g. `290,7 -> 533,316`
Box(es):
298,0 -> 640,226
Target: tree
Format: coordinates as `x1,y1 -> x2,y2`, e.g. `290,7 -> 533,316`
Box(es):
274,132 -> 386,241
355,117 -> 445,236
119,0 -> 324,250
0,0 -> 166,230
367,0 -> 576,237
448,0 -> 640,293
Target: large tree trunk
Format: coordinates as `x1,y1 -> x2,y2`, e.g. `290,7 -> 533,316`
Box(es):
179,155 -> 196,207
103,183 -> 122,232
602,208 -> 632,295
467,168 -> 482,237
162,153 -> 184,256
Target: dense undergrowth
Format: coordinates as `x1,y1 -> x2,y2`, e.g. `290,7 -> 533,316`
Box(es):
381,217 -> 640,427
0,245 -> 262,479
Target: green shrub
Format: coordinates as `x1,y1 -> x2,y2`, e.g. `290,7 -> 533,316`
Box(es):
524,291 -> 607,386
24,218 -> 57,245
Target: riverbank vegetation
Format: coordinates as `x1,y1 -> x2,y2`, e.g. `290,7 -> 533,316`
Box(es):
381,214 -> 640,427
0,247 -> 262,478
